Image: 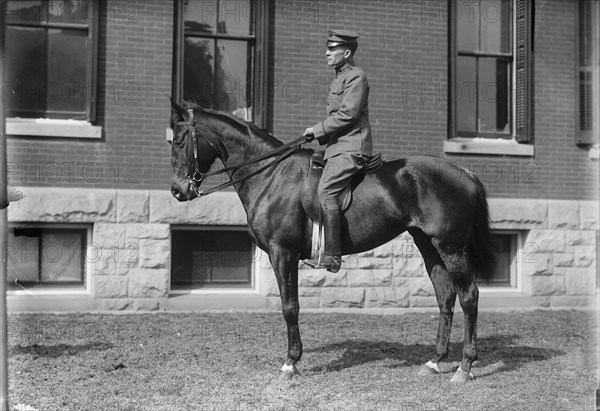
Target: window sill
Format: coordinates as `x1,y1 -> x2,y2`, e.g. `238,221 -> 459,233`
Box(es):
444,138 -> 534,157
6,117 -> 102,139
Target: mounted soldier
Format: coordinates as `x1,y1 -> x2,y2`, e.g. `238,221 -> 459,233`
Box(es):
303,29 -> 373,273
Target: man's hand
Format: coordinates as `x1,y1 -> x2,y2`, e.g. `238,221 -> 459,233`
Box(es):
304,127 -> 315,142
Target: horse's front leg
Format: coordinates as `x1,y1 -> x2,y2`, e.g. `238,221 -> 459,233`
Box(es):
269,245 -> 302,380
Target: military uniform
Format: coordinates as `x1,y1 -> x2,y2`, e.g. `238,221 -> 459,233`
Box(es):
304,29 -> 372,273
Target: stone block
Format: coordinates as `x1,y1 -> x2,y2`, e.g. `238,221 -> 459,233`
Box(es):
393,256 -> 425,277
409,277 -> 435,296
548,200 -> 580,229
549,296 -> 597,307
347,269 -> 392,287
299,297 -> 320,309
322,270 -> 348,287
298,287 -> 320,297
355,257 -> 392,269
410,296 -> 437,307
580,201 -> 599,230
522,253 -> 553,276
132,299 -> 162,311
117,190 -> 149,223
572,245 -> 596,268
125,224 -> 169,239
526,230 -> 565,253
95,275 -> 128,298
261,268 -> 279,297
531,276 -> 565,296
565,267 -> 597,295
320,288 -> 365,308
554,253 -> 575,267
93,248 -> 117,276
366,287 -> 409,308
149,191 -> 246,224
566,230 -> 597,246
128,268 -> 169,298
139,239 -> 169,269
489,198 -> 547,229
393,237 -> 421,261
98,298 -> 131,311
8,187 -> 116,223
93,224 -> 126,249
298,271 -> 326,287
360,242 -> 393,258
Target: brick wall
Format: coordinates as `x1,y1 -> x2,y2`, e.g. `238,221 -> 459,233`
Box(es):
6,0 -> 598,201
7,0 -> 174,190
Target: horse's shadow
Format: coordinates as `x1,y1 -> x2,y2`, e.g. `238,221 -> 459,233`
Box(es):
9,341 -> 114,358
305,335 -> 564,377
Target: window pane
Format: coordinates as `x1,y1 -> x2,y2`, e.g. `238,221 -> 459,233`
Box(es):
47,28 -> 88,116
7,234 -> 39,285
5,26 -> 46,117
218,0 -> 252,35
40,232 -> 84,284
479,57 -> 510,134
488,234 -> 515,287
480,0 -> 512,53
6,0 -> 43,24
215,40 -> 251,113
183,37 -> 215,108
184,0 -> 216,33
48,0 -> 92,24
456,56 -> 477,134
457,0 -> 479,52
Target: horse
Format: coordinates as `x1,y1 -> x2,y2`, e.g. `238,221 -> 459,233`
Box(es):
169,100 -> 496,383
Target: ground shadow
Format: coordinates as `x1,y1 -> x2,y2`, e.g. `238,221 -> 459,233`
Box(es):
305,335 -> 565,376
9,341 -> 114,358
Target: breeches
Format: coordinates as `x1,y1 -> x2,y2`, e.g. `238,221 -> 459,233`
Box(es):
317,153 -> 367,211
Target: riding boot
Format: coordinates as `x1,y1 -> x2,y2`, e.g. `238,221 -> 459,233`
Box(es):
303,209 -> 342,273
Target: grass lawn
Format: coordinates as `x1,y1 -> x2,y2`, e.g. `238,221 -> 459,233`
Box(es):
6,309 -> 598,410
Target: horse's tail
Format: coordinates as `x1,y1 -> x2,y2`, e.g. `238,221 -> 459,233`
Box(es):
466,173 -> 496,283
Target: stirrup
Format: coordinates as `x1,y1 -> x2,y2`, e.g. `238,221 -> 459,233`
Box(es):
303,255 -> 342,273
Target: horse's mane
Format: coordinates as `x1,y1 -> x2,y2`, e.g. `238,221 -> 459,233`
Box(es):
183,102 -> 283,148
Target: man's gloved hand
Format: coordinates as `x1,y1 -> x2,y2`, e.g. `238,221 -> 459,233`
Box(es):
304,127 -> 315,142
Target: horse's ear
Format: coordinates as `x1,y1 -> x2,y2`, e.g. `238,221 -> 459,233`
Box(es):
170,98 -> 187,129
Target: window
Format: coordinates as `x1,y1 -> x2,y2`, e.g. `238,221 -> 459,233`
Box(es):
173,0 -> 269,127
171,227 -> 254,290
447,0 -> 533,153
577,0 -> 600,146
3,0 -> 99,122
7,224 -> 89,291
485,232 -> 519,288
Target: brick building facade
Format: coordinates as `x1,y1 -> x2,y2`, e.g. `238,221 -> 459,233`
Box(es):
5,0 -> 599,312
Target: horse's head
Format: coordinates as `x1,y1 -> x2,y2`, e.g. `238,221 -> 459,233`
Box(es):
169,100 -> 220,201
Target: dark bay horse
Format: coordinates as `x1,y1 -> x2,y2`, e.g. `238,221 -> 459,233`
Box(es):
169,101 -> 495,383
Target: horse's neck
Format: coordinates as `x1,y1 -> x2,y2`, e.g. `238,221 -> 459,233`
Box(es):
217,129 -> 282,206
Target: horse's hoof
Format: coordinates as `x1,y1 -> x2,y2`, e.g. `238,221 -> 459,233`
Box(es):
278,370 -> 295,381
450,367 -> 474,383
417,362 -> 440,377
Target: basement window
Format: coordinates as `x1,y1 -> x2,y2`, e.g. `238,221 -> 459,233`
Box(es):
7,224 -> 89,292
481,231 -> 520,289
171,226 -> 254,291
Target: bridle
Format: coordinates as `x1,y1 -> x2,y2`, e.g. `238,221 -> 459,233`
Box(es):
174,108 -> 306,197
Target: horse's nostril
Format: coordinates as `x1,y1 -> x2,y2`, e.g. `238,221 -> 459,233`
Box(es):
171,187 -> 186,201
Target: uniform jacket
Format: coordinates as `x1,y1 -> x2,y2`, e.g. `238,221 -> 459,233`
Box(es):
312,61 -> 373,160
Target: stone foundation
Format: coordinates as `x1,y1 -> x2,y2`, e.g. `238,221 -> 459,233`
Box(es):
7,187 -> 599,311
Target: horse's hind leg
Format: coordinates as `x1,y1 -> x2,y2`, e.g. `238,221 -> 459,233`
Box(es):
269,245 -> 303,380
409,229 -> 457,377
450,280 -> 479,383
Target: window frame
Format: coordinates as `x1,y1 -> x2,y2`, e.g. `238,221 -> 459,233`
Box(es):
3,0 -> 101,139
6,223 -> 92,296
576,0 -> 600,147
172,0 -> 269,128
169,225 -> 260,295
479,230 -> 522,293
446,0 -> 534,156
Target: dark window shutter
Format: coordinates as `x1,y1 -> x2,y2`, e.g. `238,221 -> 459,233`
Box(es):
515,0 -> 533,142
252,0 -> 270,129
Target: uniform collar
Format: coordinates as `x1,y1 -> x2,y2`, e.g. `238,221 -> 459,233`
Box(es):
335,59 -> 355,75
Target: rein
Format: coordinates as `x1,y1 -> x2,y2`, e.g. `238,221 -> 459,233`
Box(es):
176,109 -> 306,197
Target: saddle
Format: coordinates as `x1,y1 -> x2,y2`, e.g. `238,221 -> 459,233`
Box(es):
310,151 -> 383,173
